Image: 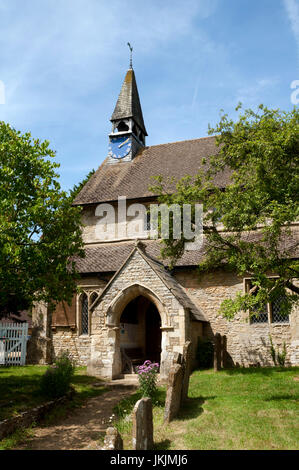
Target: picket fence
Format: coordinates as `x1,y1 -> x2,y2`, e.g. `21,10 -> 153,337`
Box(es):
0,322 -> 28,366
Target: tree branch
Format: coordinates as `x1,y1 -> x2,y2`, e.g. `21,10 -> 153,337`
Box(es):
286,281 -> 299,295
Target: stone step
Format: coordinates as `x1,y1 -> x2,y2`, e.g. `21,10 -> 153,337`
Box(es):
103,372 -> 164,391
123,374 -> 138,380
105,375 -> 139,390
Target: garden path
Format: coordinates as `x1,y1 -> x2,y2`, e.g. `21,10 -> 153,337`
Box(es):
15,379 -> 138,450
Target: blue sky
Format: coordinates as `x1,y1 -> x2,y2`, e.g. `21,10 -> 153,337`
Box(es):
0,0 -> 298,191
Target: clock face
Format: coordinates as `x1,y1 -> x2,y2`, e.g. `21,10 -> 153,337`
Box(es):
108,135 -> 132,159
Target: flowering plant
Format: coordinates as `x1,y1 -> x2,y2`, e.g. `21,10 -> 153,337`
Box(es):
136,360 -> 159,399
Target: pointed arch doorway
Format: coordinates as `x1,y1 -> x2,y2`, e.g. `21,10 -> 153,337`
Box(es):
119,295 -> 162,372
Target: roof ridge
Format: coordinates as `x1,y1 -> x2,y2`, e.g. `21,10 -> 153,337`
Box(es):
145,135 -> 216,150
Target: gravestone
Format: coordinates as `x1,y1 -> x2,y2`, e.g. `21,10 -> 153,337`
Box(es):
132,397 -> 153,450
101,427 -> 123,450
172,351 -> 183,365
221,335 -> 227,368
181,340 -> 192,403
214,333 -> 221,371
164,363 -> 184,423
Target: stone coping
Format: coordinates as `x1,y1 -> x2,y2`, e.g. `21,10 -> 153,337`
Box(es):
0,390 -> 75,441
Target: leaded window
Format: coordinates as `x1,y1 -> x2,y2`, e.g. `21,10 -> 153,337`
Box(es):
81,293 -> 89,335
246,279 -> 290,325
246,280 -> 268,324
271,296 -> 289,323
250,305 -> 268,323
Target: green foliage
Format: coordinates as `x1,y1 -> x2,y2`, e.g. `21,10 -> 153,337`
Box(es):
40,351 -> 75,398
269,335 -> 277,366
269,335 -> 287,367
0,365 -> 106,423
277,344 -> 287,367
136,360 -> 159,399
196,337 -> 214,369
0,424 -> 36,450
69,169 -> 95,200
0,121 -> 85,318
150,105 -> 299,318
113,368 -> 299,450
113,388 -> 166,448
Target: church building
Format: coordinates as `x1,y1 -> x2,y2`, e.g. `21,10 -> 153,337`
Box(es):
29,63 -> 299,378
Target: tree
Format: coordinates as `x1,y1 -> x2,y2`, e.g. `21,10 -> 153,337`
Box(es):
70,168 -> 95,200
150,105 -> 299,319
0,121 -> 85,319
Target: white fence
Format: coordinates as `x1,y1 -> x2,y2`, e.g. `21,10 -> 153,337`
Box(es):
0,322 -> 28,366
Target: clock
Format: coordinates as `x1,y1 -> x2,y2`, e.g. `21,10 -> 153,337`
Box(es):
108,135 -> 132,159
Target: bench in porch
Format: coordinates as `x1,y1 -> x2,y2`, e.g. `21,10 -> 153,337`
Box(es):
121,347 -> 146,374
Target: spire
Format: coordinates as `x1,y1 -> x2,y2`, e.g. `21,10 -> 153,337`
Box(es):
111,67 -> 147,136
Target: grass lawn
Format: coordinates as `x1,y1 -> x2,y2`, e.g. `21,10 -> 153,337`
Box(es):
0,365 -> 106,422
114,367 -> 299,450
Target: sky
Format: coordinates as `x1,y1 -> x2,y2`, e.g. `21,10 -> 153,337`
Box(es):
0,0 -> 298,191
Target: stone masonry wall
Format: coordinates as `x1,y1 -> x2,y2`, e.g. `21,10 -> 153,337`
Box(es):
175,269 -> 299,367
50,277 -> 107,365
51,327 -> 92,365
88,250 -> 190,379
81,203 -> 152,244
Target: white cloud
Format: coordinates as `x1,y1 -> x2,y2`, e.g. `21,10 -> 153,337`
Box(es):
0,0 -> 218,123
235,78 -> 280,106
284,0 -> 299,62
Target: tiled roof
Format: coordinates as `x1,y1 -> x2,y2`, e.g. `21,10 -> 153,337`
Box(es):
74,239 -> 206,273
74,228 -> 299,273
73,136 -> 229,205
0,310 -> 32,327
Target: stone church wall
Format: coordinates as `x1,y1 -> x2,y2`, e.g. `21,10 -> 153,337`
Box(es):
51,327 -> 92,365
28,266 -> 298,369
175,269 -> 299,367
81,202 -> 151,244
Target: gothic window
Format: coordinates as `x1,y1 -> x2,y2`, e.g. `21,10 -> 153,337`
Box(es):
81,293 -> 89,335
90,292 -> 98,308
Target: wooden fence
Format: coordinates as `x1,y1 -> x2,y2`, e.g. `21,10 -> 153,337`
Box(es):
0,322 -> 28,366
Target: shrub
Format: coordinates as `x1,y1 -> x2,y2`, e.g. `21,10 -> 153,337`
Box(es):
269,335 -> 287,367
196,338 -> 214,369
40,351 -> 75,398
269,335 -> 277,365
277,343 -> 287,367
136,360 -> 159,399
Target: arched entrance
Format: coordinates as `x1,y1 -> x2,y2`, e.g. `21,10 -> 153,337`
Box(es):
119,295 -> 162,372
98,282 -> 172,379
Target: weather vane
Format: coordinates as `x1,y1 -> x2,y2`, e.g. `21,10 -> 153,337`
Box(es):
127,42 -> 133,68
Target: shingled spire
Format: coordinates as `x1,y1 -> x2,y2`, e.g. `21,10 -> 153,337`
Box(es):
111,68 -> 147,137
108,63 -> 147,163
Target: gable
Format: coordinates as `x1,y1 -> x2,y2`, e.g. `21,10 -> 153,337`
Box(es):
91,246 -> 206,323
